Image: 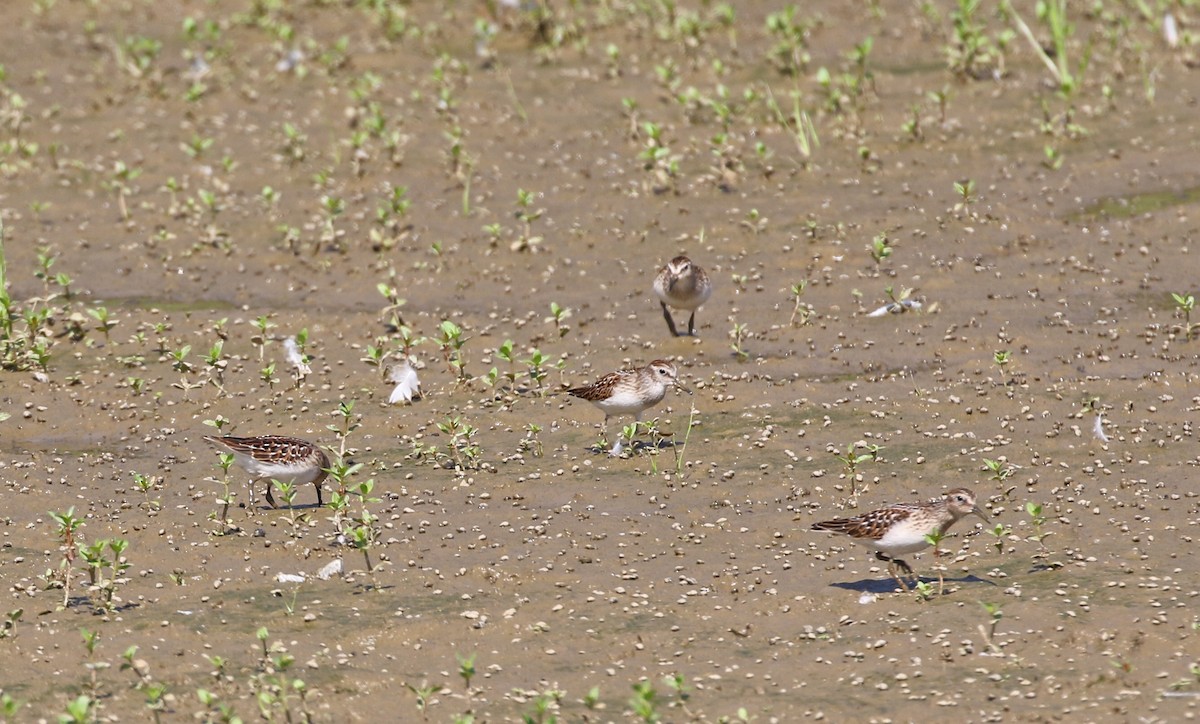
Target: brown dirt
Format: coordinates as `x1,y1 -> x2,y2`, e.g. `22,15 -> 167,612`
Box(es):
1,0 -> 1199,721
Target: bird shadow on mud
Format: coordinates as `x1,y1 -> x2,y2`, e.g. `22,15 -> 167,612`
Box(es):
829,573 -> 996,595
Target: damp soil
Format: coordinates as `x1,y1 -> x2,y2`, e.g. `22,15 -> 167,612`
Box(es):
1,1 -> 1199,721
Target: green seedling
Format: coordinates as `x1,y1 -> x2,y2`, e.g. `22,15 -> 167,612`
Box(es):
523,348 -> 552,393
629,680 -> 659,723
869,233 -> 892,263
209,451 -> 237,534
765,5 -> 812,75
435,320 -> 466,379
730,322 -> 750,360
988,522 -> 1011,555
0,608 -> 22,640
132,472 -> 162,512
406,681 -> 443,721
47,508 -> 82,609
993,350 -> 1012,383
979,601 -> 1003,653
456,652 -> 476,692
548,302 -> 571,337
789,280 -> 814,326
1172,292 -> 1196,340
953,179 -> 976,215
1026,501 -> 1051,556
981,458 -> 1014,482
519,423 -> 544,457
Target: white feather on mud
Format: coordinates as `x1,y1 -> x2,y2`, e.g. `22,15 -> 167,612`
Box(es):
1093,414 -> 1109,443
284,336 -> 311,376
388,361 -> 421,404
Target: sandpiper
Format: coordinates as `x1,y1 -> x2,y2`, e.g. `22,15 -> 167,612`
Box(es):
811,488 -> 989,590
204,435 -> 329,508
567,359 -> 690,455
653,256 -> 712,337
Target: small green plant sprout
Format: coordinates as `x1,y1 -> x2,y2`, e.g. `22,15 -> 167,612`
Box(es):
902,102 -> 923,140
617,421 -> 641,458
522,688 -> 564,723
512,188 -> 544,252
1042,144 -> 1063,170
493,339 -> 518,390
250,315 -> 276,360
436,320 -> 468,381
729,321 -> 750,360
547,302 -> 571,337
765,5 -> 812,75
343,479 -> 381,580
456,652 -> 476,691
522,422 -> 548,457
106,159 -> 142,221
523,348 -> 554,394
59,695 -> 93,724
482,222 -> 503,248
203,340 -> 227,389
80,628 -> 108,701
80,537 -> 130,612
131,472 -> 162,512
208,450 -> 238,535
583,685 -> 601,710
1171,292 -> 1196,340
639,121 -> 682,194
376,282 -> 407,328
46,508 -> 82,609
0,608 -> 22,640
406,681 -> 445,721
953,178 -> 976,216
34,246 -> 57,293
945,0 -> 999,80
741,208 -> 768,235
436,415 -> 482,471
261,362 -> 278,388
1025,502 -> 1052,559
988,521 -> 1012,555
789,280 -> 815,326
629,679 -> 660,723
981,457 -> 1014,483
869,232 -> 892,263
0,692 -> 22,720
320,194 -> 346,250
81,306 -> 114,343
979,601 -> 1003,653
993,349 -> 1012,383
121,644 -> 168,719
922,528 -> 946,597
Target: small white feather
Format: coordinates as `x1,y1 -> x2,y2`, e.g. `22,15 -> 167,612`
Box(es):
1093,414 -> 1109,443
316,559 -> 343,581
284,337 -> 311,376
388,361 -> 421,404
1164,13 -> 1179,49
867,300 -> 922,317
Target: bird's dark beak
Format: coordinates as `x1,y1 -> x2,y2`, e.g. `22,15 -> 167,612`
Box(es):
972,505 -> 990,524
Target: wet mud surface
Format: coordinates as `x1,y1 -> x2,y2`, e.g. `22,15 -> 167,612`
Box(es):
1,0 -> 1199,721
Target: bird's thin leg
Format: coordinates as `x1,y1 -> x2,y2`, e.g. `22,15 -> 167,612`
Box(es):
877,552 -> 910,592
661,302 -> 680,337
263,479 -> 278,509
314,481 -> 323,507
686,311 -> 697,336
